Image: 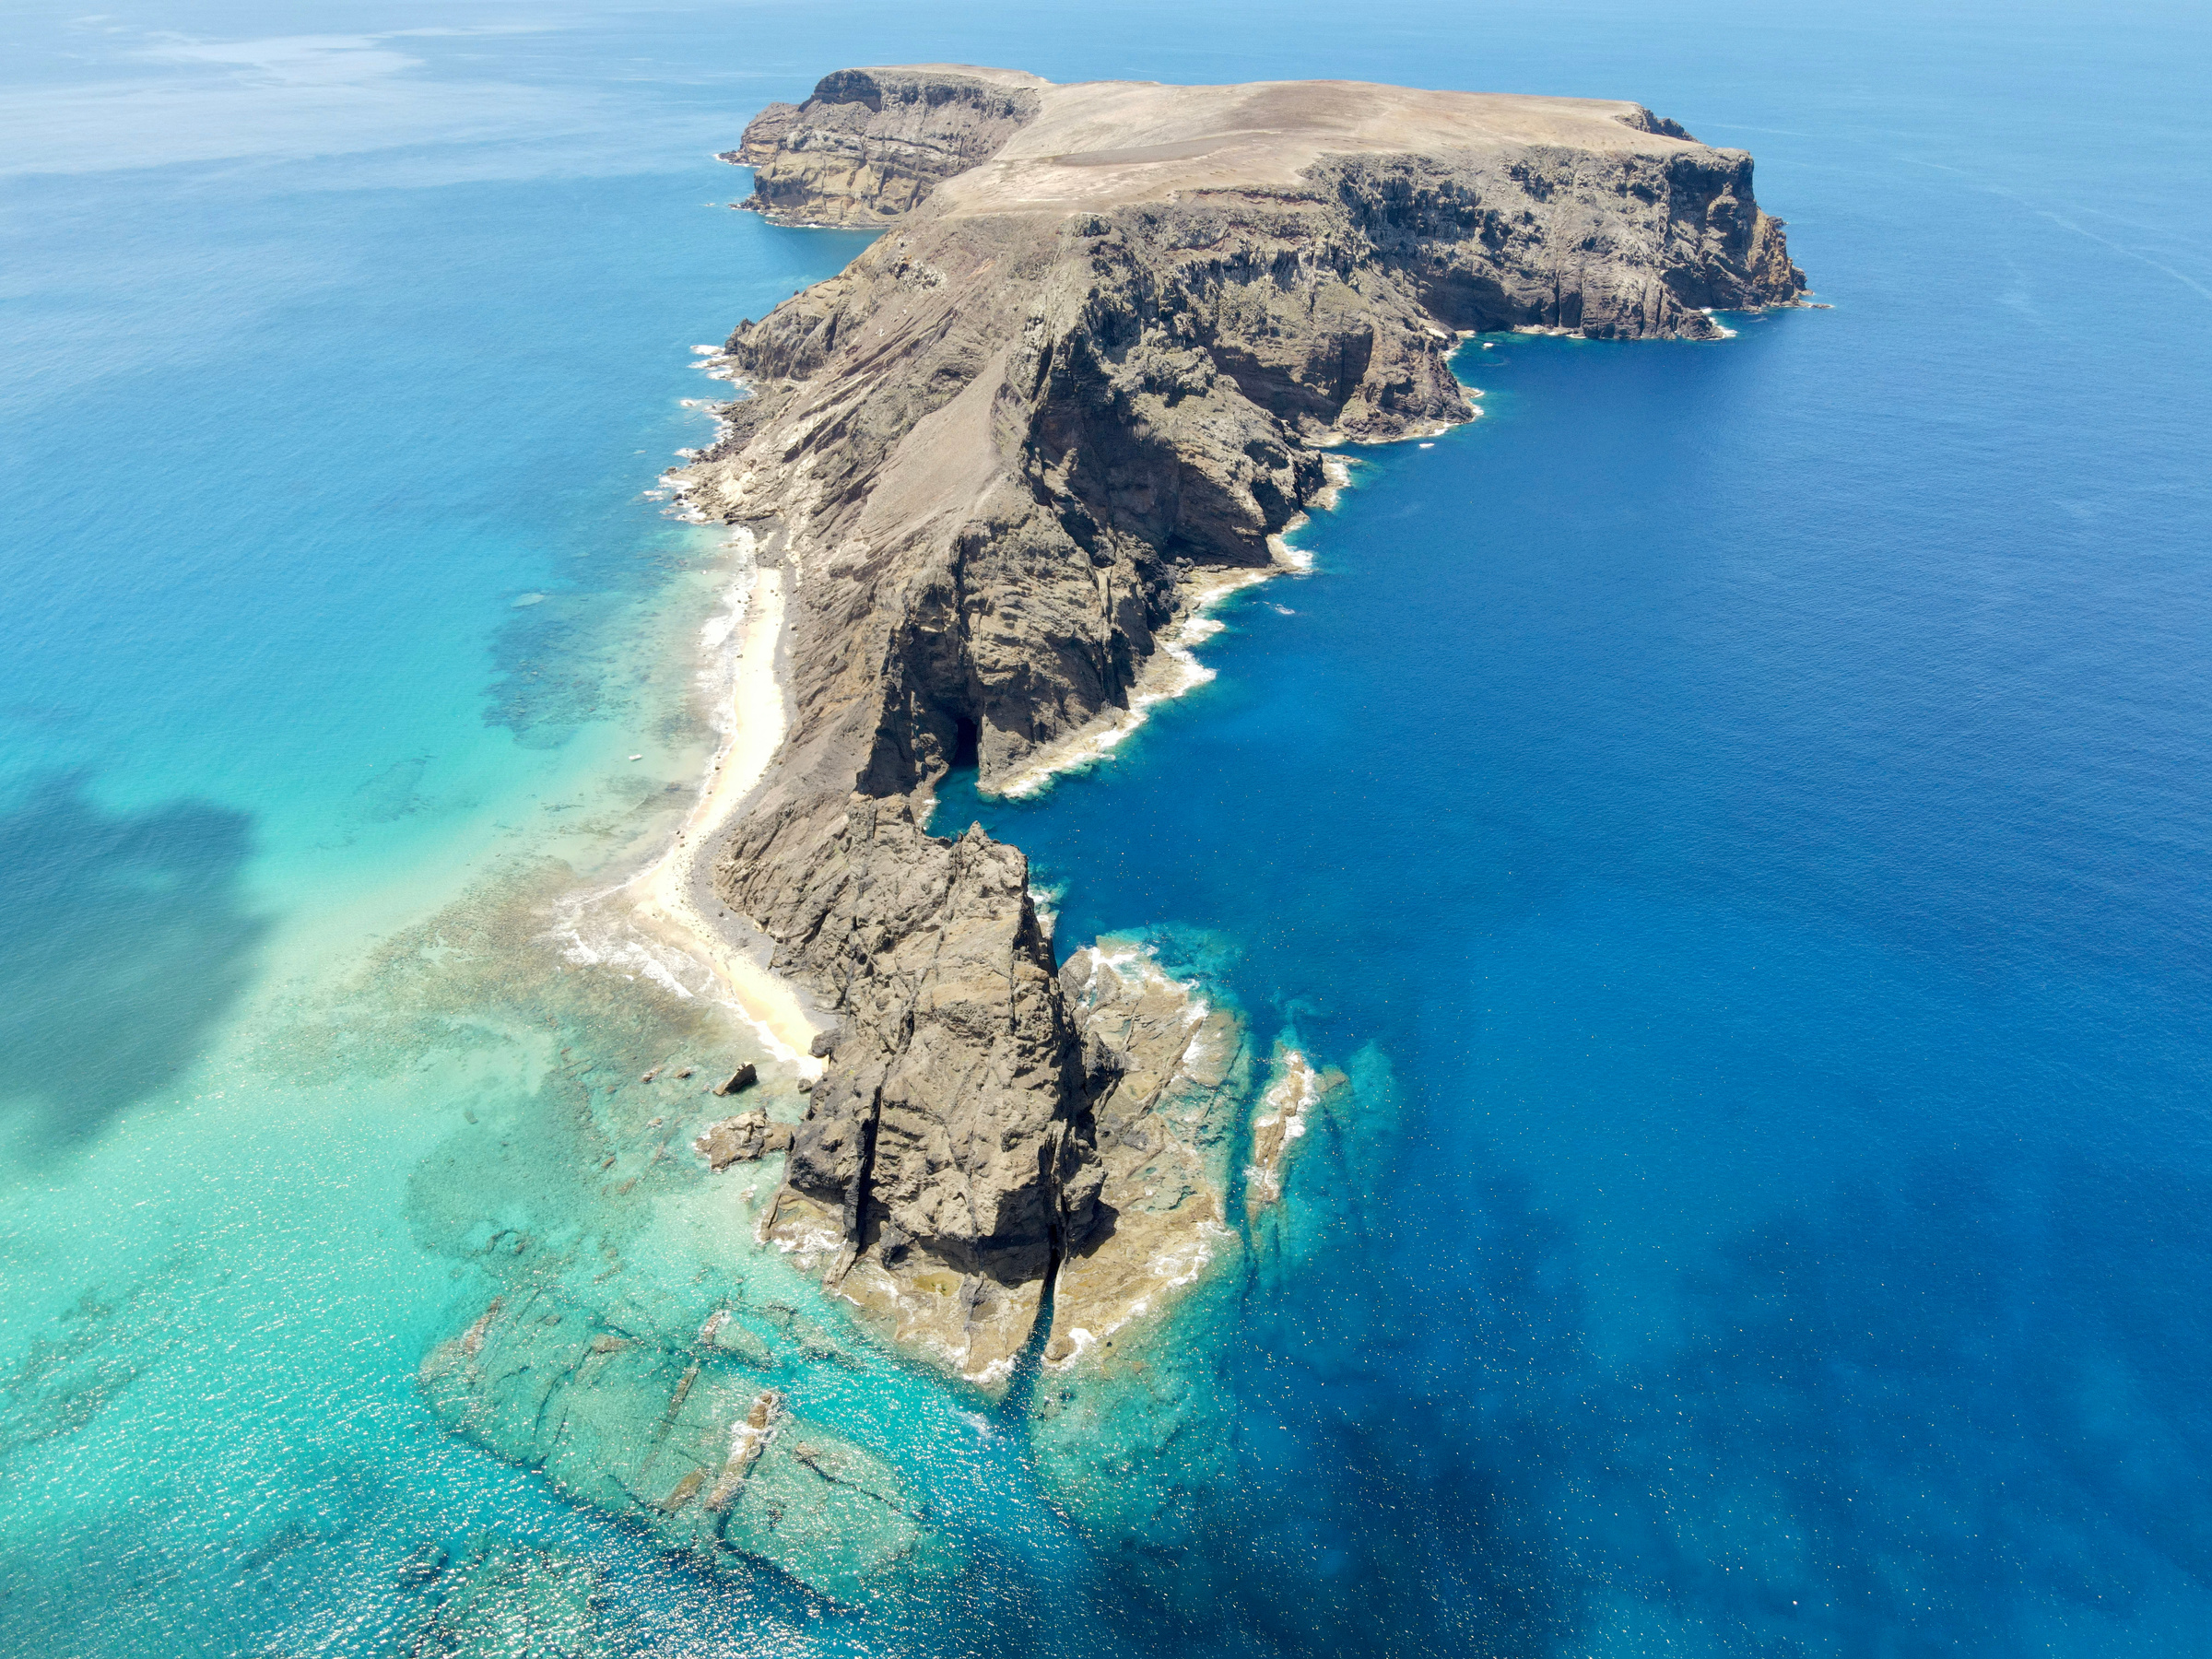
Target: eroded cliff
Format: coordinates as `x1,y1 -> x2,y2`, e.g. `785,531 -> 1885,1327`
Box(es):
675,65 -> 1806,1377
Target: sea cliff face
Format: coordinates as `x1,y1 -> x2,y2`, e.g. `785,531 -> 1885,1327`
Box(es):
673,65 -> 1806,1375
729,67 -> 1047,224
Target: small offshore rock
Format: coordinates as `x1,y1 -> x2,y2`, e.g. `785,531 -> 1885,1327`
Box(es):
711,1063 -> 759,1097
694,1111 -> 794,1170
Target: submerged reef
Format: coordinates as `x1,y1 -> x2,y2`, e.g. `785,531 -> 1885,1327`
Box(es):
673,65 -> 1805,1362
307,860 -> 972,1607
422,1293 -> 949,1602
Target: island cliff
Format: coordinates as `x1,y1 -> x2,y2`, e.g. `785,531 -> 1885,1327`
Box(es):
672,65 -> 1806,1378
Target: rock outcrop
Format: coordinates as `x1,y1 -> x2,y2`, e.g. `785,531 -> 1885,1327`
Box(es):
675,65 -> 1806,1372
730,66 -> 1048,224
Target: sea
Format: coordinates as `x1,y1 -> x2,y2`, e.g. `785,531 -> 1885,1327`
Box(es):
3,2 -> 2208,1654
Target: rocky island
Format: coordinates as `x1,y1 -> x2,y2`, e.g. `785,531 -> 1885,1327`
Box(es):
679,65 -> 1801,1362
422,63 -> 1804,1596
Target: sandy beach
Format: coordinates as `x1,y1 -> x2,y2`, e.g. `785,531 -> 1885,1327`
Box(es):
623,558 -> 823,1075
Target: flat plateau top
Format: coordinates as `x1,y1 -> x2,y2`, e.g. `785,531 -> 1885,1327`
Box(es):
862,66 -> 1712,215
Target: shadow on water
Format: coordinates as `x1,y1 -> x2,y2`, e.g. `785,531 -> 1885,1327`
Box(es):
0,774 -> 268,1158
1000,1247 -> 1064,1430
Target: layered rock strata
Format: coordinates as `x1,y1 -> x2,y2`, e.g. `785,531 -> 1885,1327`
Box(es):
675,65 -> 1806,1372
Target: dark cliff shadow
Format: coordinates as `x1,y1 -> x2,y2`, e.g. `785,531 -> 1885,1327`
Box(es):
998,1247 -> 1062,1428
0,773 -> 269,1159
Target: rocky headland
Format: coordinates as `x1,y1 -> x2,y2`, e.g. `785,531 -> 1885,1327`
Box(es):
664,64 -> 1803,1382
413,62 -> 1805,1602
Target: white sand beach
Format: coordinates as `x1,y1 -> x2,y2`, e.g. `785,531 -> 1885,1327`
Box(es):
624,560 -> 823,1075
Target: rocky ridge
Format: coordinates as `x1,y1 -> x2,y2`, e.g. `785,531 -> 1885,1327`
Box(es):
673,65 -> 1806,1379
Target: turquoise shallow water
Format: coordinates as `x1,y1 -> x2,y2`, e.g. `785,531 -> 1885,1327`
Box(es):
5,1 -> 2211,1654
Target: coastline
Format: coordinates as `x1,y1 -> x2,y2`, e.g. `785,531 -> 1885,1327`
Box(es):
392,61 -> 1813,1618
620,63 -> 1806,1397
620,316 -> 1557,1379
981,453 -> 1359,803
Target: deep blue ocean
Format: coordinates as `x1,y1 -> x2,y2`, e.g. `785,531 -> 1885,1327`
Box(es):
4,2 -> 2208,1654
